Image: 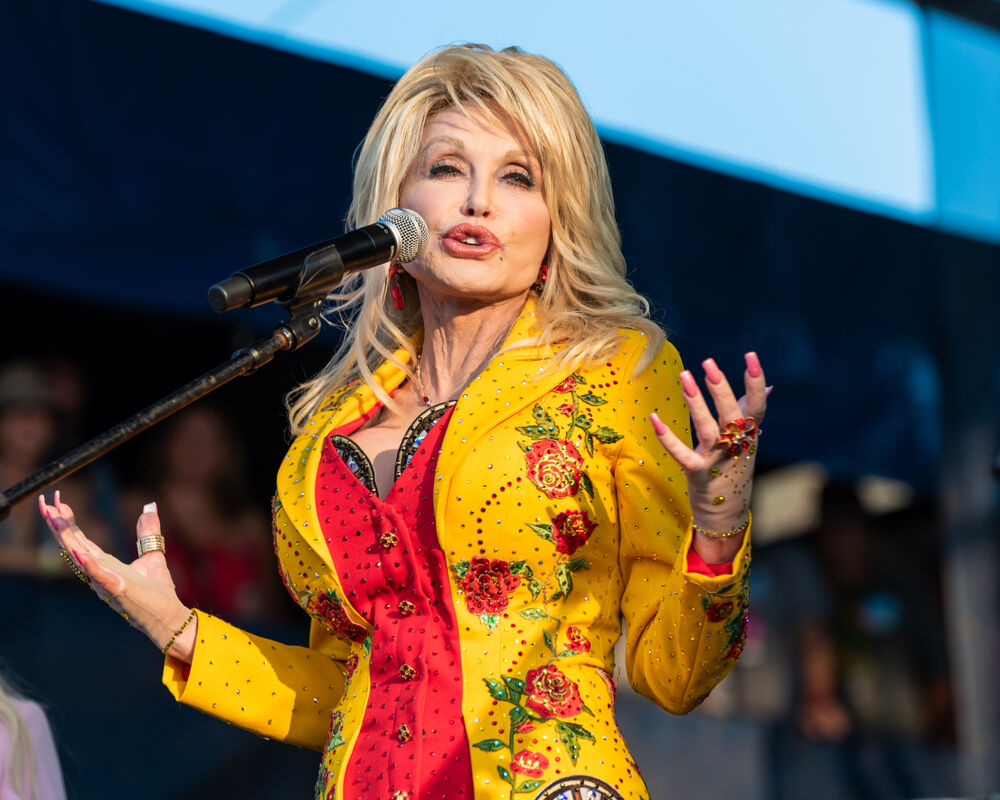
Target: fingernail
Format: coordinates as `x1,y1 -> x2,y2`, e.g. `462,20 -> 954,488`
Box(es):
745,352 -> 762,378
679,370 -> 698,397
702,358 -> 723,385
143,502 -> 158,514
72,549 -> 84,564
649,413 -> 668,436
765,385 -> 774,396
55,489 -> 61,506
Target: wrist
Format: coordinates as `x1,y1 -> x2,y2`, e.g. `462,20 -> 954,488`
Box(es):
162,607 -> 197,663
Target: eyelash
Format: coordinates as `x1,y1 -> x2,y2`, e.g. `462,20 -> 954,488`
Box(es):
428,162 -> 536,189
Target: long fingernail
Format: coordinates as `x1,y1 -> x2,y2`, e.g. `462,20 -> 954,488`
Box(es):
765,385 -> 774,396
745,352 -> 762,377
649,413 -> 668,436
72,549 -> 84,565
55,489 -> 61,507
679,370 -> 698,397
143,502 -> 158,514
702,358 -> 723,385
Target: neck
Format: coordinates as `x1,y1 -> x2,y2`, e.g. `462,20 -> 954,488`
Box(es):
414,291 -> 528,405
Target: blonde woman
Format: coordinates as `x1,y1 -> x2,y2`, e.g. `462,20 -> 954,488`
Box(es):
0,673 -> 66,800
41,45 -> 767,799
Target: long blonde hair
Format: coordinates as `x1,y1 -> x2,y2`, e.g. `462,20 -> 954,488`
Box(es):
286,44 -> 664,433
0,672 -> 40,800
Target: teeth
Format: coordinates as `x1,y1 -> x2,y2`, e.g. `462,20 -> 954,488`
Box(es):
460,237 -> 480,245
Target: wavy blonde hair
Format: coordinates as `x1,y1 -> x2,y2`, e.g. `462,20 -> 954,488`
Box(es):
0,673 -> 40,800
287,44 -> 664,433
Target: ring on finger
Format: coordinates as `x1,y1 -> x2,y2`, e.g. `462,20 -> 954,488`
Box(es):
137,534 -> 166,557
718,416 -> 757,456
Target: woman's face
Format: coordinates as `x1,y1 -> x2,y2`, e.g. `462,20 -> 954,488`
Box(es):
398,108 -> 551,306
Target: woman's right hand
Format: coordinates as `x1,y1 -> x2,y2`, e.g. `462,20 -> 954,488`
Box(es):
38,492 -> 197,662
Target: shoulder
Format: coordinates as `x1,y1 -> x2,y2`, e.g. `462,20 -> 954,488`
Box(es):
612,327 -> 681,375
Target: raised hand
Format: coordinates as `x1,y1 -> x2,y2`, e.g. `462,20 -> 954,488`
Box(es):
649,351 -> 769,563
38,492 -> 196,659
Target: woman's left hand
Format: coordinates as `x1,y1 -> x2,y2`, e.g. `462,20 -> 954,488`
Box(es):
649,351 -> 769,564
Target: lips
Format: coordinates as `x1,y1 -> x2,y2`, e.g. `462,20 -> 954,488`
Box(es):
441,223 -> 500,257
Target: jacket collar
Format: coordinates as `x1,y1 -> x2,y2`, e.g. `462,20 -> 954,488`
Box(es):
277,297 -> 573,566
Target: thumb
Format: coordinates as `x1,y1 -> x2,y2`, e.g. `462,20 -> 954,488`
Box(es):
136,501 -> 162,539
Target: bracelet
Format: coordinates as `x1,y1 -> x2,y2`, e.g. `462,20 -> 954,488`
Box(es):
162,610 -> 196,655
59,549 -> 91,585
692,515 -> 750,540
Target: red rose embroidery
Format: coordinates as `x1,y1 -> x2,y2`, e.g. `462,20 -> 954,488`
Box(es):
344,653 -> 359,681
312,591 -> 367,643
564,625 -> 591,653
705,600 -> 734,622
461,558 -> 521,615
514,719 -> 535,733
553,377 -> 577,393
551,510 -> 597,555
524,440 -> 584,499
557,403 -> 575,417
511,749 -> 549,778
524,664 -> 584,718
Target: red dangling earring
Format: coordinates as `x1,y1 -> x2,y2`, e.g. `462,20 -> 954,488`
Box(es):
532,263 -> 548,294
389,263 -> 404,310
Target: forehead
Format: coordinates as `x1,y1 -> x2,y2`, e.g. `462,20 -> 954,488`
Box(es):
418,107 -> 536,157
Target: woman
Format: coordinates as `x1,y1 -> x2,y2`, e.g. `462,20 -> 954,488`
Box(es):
40,44 -> 767,800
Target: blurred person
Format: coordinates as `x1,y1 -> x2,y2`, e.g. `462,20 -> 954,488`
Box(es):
0,670 -> 67,800
37,44 -> 770,798
0,361 -> 112,576
121,405 -> 279,622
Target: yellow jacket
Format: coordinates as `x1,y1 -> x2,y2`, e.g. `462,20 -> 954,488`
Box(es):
164,301 -> 751,799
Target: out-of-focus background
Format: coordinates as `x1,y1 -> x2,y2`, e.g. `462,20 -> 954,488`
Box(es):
1,0 -> 998,797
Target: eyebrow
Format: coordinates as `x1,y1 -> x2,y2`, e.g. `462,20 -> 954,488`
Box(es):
419,136 -> 538,167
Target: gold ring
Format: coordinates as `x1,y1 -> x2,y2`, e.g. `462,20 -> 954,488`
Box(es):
136,534 -> 166,557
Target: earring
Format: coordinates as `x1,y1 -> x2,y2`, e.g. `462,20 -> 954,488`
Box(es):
532,263 -> 549,294
389,263 -> 405,310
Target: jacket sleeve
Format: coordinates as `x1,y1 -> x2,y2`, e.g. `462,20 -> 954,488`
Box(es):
614,336 -> 751,714
162,611 -> 348,750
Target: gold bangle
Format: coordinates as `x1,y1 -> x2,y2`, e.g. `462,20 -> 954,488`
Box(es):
692,515 -> 750,540
59,549 -> 91,585
162,610 -> 196,655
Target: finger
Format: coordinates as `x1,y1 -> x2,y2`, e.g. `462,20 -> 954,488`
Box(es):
679,370 -> 721,453
740,351 -> 768,420
649,413 -> 705,473
701,358 -> 743,422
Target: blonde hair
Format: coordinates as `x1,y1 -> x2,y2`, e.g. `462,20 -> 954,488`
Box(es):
0,673 -> 39,800
287,44 -> 664,432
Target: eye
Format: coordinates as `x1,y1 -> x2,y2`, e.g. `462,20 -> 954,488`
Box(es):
501,168 -> 536,189
429,161 -> 463,178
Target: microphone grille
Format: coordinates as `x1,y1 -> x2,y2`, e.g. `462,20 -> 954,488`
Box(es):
379,208 -> 429,263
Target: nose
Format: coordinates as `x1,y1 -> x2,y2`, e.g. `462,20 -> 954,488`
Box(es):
461,172 -> 493,218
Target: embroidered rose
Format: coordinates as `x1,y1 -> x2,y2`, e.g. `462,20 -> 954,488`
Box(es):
551,510 -> 597,555
344,653 -> 359,682
511,750 -> 549,778
564,625 -> 591,653
312,591 -> 367,643
553,377 -> 578,393
524,664 -> 584,718
514,718 -> 535,733
524,439 -> 584,498
461,558 -> 521,615
705,600 -> 734,622
557,403 -> 575,417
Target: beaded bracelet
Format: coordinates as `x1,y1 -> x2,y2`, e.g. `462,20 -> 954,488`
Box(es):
692,515 -> 750,540
162,610 -> 196,655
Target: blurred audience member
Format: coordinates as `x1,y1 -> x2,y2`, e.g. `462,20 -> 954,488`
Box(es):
809,482 -> 953,799
122,405 -> 281,622
0,670 -> 67,800
0,361 -> 114,576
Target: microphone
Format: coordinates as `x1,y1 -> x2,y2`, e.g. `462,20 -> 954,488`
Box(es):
208,208 -> 428,312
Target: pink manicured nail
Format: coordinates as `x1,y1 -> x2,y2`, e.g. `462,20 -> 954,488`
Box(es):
55,489 -> 61,507
702,358 -> 723,385
72,549 -> 84,565
679,370 -> 698,397
745,352 -> 762,377
765,385 -> 774,396
649,413 -> 668,436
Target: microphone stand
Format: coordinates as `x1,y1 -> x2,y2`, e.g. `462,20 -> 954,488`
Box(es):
0,298 -> 325,521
